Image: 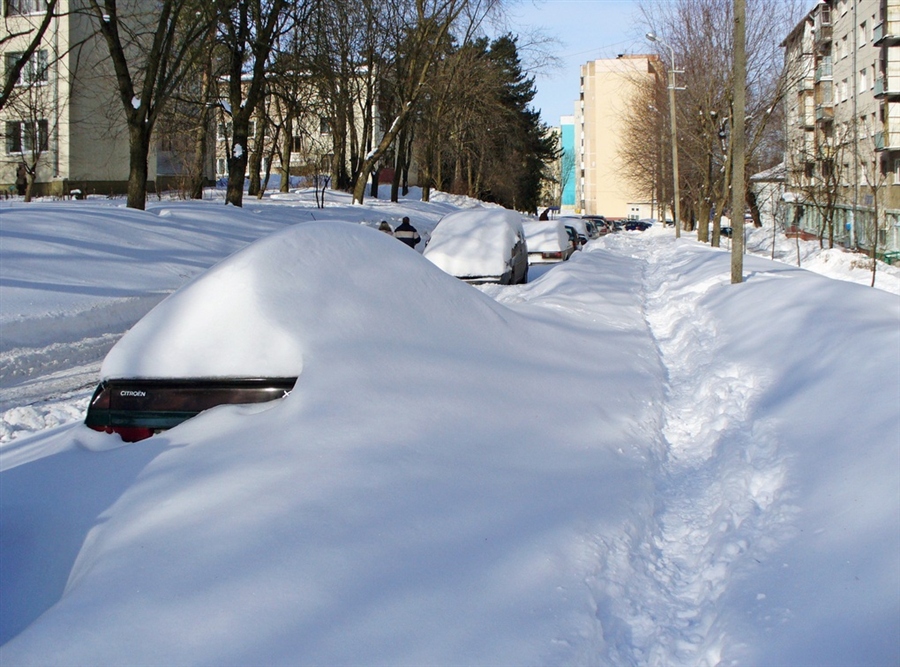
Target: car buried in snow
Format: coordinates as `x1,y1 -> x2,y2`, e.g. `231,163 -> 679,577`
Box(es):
522,219 -> 575,264
423,208 -> 529,285
85,377 -> 297,442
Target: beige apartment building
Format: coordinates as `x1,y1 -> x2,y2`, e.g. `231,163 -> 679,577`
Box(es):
1,0 -> 152,196
782,0 -> 900,255
575,55 -> 657,218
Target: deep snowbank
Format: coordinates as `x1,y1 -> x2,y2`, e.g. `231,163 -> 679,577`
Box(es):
0,198 -> 898,665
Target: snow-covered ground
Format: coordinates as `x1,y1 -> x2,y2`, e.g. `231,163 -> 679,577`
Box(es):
1,191 -> 898,666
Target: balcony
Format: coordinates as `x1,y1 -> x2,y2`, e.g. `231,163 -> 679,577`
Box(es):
815,58 -> 833,82
815,103 -> 834,122
875,74 -> 900,98
875,129 -> 900,151
874,20 -> 900,44
814,6 -> 833,46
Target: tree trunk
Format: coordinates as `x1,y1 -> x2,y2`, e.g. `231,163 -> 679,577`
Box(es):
126,124 -> 151,210
189,108 -> 210,200
24,168 -> 35,202
226,123 -> 250,207
247,101 -> 266,197
280,115 -> 293,193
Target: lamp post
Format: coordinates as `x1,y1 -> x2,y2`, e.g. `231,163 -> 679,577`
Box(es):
647,32 -> 682,238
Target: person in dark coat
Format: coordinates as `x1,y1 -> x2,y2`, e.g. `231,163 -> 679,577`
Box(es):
15,163 -> 27,196
394,216 -> 420,248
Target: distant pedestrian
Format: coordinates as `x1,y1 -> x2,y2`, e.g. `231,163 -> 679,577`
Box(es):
378,220 -> 394,236
394,216 -> 420,248
15,163 -> 27,196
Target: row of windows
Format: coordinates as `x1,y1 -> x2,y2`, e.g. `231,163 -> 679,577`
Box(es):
4,50 -> 48,84
216,117 -> 332,141
5,120 -> 48,153
3,0 -> 47,16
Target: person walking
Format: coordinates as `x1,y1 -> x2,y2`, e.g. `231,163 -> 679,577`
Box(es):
378,220 -> 394,236
394,216 -> 420,248
15,163 -> 27,197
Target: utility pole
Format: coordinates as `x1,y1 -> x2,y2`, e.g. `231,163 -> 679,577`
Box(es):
731,0 -> 746,283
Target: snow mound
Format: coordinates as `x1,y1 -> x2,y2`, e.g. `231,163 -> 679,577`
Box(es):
102,221 -> 508,379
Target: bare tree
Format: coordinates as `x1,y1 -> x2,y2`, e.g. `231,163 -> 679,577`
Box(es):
4,76 -> 54,200
85,0 -> 216,209
1,0 -> 59,113
350,0 -> 501,204
215,0 -> 295,207
859,118 -> 890,287
788,119 -> 853,250
638,0 -> 802,241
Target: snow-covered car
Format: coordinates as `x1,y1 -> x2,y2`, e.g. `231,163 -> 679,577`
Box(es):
423,208 -> 528,284
83,224 -> 361,442
559,216 -> 591,247
523,219 -> 575,264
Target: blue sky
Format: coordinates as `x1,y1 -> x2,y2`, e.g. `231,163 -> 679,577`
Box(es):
504,0 -> 650,124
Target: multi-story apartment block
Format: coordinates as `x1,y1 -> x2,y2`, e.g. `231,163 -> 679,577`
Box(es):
1,0 -> 159,196
575,55 -> 657,218
558,115 -> 576,213
782,0 -> 900,256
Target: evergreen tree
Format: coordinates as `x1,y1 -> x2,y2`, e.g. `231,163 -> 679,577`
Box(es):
482,35 -> 558,212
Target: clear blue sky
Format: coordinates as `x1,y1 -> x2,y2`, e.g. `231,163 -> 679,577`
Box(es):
504,0 -> 650,125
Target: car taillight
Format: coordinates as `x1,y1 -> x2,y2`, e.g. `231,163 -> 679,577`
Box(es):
542,251 -> 563,259
87,424 -> 155,442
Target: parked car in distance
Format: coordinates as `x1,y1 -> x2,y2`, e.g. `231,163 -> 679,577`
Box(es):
582,215 -> 611,236
559,216 -> 591,247
423,208 -> 529,285
563,224 -> 581,251
583,219 -> 601,240
624,219 -> 653,232
523,220 -> 575,264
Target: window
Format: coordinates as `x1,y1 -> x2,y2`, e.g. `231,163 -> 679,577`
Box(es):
4,50 -> 48,85
860,20 -> 868,45
860,68 -> 868,93
291,135 -> 302,152
217,122 -> 232,141
319,117 -> 331,134
4,0 -> 47,15
216,158 -> 226,175
841,35 -> 849,59
5,119 -> 48,153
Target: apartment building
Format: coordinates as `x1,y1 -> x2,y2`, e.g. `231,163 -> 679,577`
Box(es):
782,0 -> 900,255
575,55 -> 657,218
1,0 -> 157,196
558,115 -> 576,213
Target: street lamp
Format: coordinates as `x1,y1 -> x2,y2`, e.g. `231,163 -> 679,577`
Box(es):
646,31 -> 682,238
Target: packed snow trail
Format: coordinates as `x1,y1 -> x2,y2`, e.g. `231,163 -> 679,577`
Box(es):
561,235 -> 798,666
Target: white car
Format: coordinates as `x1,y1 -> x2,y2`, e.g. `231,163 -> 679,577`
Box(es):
559,216 -> 591,247
523,220 -> 575,264
423,208 -> 529,284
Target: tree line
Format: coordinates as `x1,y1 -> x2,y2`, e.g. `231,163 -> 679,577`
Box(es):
2,0 -> 557,212
620,0 -> 803,247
